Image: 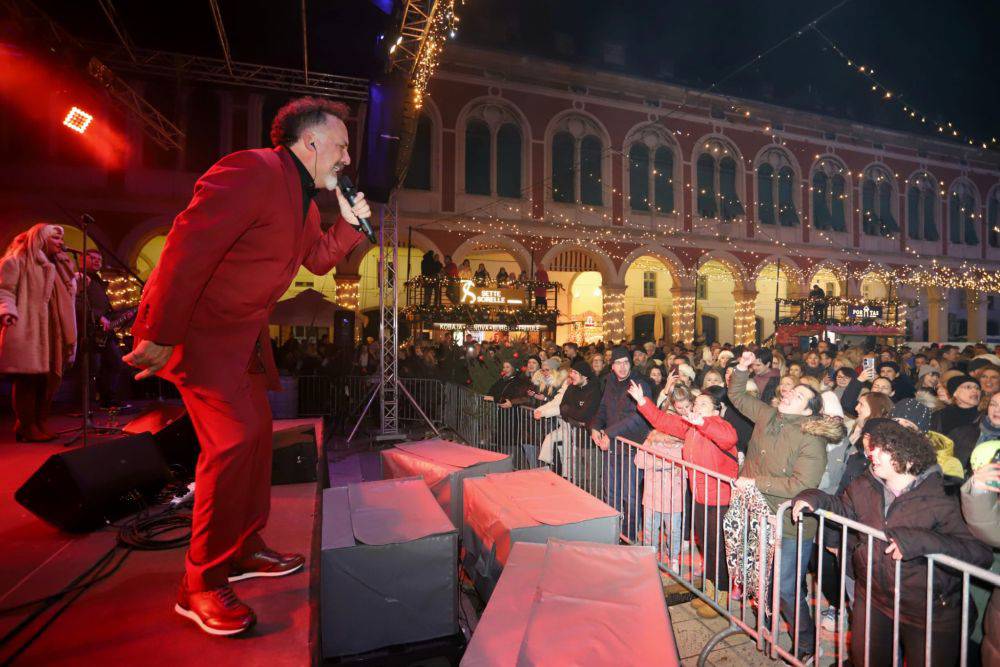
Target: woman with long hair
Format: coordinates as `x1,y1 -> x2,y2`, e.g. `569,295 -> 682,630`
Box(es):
0,224 -> 77,441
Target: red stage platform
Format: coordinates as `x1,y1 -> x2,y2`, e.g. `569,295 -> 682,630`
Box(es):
0,411 -> 323,666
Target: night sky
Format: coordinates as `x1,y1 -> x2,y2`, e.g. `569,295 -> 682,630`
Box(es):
22,0 -> 1000,149
458,0 -> 999,148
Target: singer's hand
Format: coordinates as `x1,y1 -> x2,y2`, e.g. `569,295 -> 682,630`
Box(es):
123,339 -> 174,380
335,187 -> 371,229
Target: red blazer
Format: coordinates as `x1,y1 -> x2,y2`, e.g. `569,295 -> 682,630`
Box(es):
132,146 -> 364,399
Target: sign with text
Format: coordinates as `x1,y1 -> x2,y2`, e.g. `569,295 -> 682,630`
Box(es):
459,280 -> 524,306
847,304 -> 884,321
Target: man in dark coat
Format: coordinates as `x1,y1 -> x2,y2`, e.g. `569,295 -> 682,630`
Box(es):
591,346 -> 653,540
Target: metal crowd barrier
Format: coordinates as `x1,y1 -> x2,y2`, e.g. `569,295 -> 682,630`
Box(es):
774,502 -> 1000,666
307,376 -> 1000,666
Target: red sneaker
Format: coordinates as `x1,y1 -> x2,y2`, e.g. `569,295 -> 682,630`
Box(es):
228,549 -> 305,582
174,585 -> 256,636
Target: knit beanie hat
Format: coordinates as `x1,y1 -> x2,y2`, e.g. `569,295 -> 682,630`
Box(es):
610,346 -> 630,364
891,398 -> 933,432
571,358 -> 596,380
917,365 -> 940,379
946,374 -> 979,397
543,357 -> 562,372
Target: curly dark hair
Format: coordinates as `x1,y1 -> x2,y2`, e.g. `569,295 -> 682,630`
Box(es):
269,97 -> 349,148
867,419 -> 937,475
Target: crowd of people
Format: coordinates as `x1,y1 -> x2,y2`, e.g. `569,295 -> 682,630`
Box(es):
379,333 -> 999,665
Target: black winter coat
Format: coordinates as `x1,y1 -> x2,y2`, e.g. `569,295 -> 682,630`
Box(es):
559,381 -> 602,428
593,371 -> 652,443
797,469 -> 992,628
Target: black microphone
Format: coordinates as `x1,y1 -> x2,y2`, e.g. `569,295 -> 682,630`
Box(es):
337,174 -> 377,244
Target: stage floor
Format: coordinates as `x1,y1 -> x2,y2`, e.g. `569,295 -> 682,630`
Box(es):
0,407 -> 322,666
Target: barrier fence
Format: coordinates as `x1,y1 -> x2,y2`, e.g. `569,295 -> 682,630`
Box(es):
312,375 -> 999,666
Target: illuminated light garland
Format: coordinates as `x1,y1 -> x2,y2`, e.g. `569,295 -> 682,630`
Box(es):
335,278 -> 360,311
732,295 -> 757,345
601,288 -> 626,342
672,294 -> 695,344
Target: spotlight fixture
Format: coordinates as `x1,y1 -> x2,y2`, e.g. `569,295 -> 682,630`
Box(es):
63,106 -> 93,134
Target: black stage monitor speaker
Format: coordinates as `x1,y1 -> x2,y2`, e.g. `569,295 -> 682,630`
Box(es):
15,434 -> 171,532
333,309 -> 356,350
272,423 -> 320,485
357,71 -> 407,203
124,403 -> 200,478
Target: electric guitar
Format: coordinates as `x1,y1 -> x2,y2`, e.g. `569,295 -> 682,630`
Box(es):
94,307 -> 138,349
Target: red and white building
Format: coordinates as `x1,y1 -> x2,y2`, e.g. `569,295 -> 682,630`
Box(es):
2,43 -> 999,345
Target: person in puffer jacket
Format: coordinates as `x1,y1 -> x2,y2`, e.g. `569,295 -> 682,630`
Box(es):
628,379 -> 737,617
794,421 -> 993,667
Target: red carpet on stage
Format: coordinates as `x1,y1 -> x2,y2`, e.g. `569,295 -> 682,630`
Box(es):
0,412 -> 323,666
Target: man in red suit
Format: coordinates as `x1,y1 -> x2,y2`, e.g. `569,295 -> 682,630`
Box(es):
124,97 -> 369,636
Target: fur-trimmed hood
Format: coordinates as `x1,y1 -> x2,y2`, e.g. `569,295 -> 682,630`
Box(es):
800,415 -> 847,443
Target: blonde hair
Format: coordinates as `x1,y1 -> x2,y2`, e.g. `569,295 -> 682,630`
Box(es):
798,375 -> 822,392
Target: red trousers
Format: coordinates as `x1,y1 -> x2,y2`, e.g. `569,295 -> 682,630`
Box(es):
179,372 -> 273,591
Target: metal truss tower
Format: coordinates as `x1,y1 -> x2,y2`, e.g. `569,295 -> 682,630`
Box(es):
378,198 -> 401,436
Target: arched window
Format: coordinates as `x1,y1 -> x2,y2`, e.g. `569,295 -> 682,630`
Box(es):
462,102 -> 525,198
812,172 -> 831,229
756,148 -> 799,227
653,147 -> 674,214
813,158 -> 849,232
696,139 -> 744,221
949,180 -> 979,246
403,114 -> 432,190
905,173 -> 938,241
831,175 -> 847,231
551,131 -> 575,203
696,154 -> 717,218
719,157 -> 744,220
861,166 -> 899,237
548,115 -> 606,207
757,164 -> 775,225
579,135 -> 603,206
464,119 -> 490,195
626,126 -> 678,216
628,143 -> 650,211
496,123 -> 522,198
777,167 -> 798,226
989,187 -> 1000,248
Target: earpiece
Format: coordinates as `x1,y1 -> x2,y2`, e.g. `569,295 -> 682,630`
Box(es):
310,142 -> 316,150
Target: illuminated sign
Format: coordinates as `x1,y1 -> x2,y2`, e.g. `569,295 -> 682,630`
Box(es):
847,304 -> 884,320
459,280 -> 523,306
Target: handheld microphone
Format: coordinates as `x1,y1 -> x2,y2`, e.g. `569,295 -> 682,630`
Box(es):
337,174 -> 377,244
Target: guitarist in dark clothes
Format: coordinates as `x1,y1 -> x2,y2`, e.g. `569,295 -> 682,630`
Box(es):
76,249 -> 131,408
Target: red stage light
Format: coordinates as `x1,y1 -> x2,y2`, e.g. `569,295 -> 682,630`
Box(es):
63,106 -> 93,134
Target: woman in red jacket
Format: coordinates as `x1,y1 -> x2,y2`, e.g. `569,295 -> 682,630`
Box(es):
628,380 -> 738,615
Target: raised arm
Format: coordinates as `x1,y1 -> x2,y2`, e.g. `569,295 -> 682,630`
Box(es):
728,351 -> 776,425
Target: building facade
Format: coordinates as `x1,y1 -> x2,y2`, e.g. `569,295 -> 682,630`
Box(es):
2,44 -> 999,346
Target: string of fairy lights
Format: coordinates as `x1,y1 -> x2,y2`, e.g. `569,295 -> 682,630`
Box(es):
810,26 -> 998,154
399,0 -> 1000,307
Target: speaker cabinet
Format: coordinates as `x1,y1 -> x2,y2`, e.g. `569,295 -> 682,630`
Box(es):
15,434 -> 170,532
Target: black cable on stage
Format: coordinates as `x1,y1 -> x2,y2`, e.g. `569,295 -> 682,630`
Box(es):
0,501 -> 193,661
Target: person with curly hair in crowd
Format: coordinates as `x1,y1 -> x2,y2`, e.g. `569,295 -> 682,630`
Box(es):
794,421 -> 992,667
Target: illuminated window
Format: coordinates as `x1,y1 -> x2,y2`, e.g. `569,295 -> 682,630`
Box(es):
642,271 -> 656,298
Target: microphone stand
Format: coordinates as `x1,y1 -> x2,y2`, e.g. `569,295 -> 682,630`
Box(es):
62,213 -> 122,447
